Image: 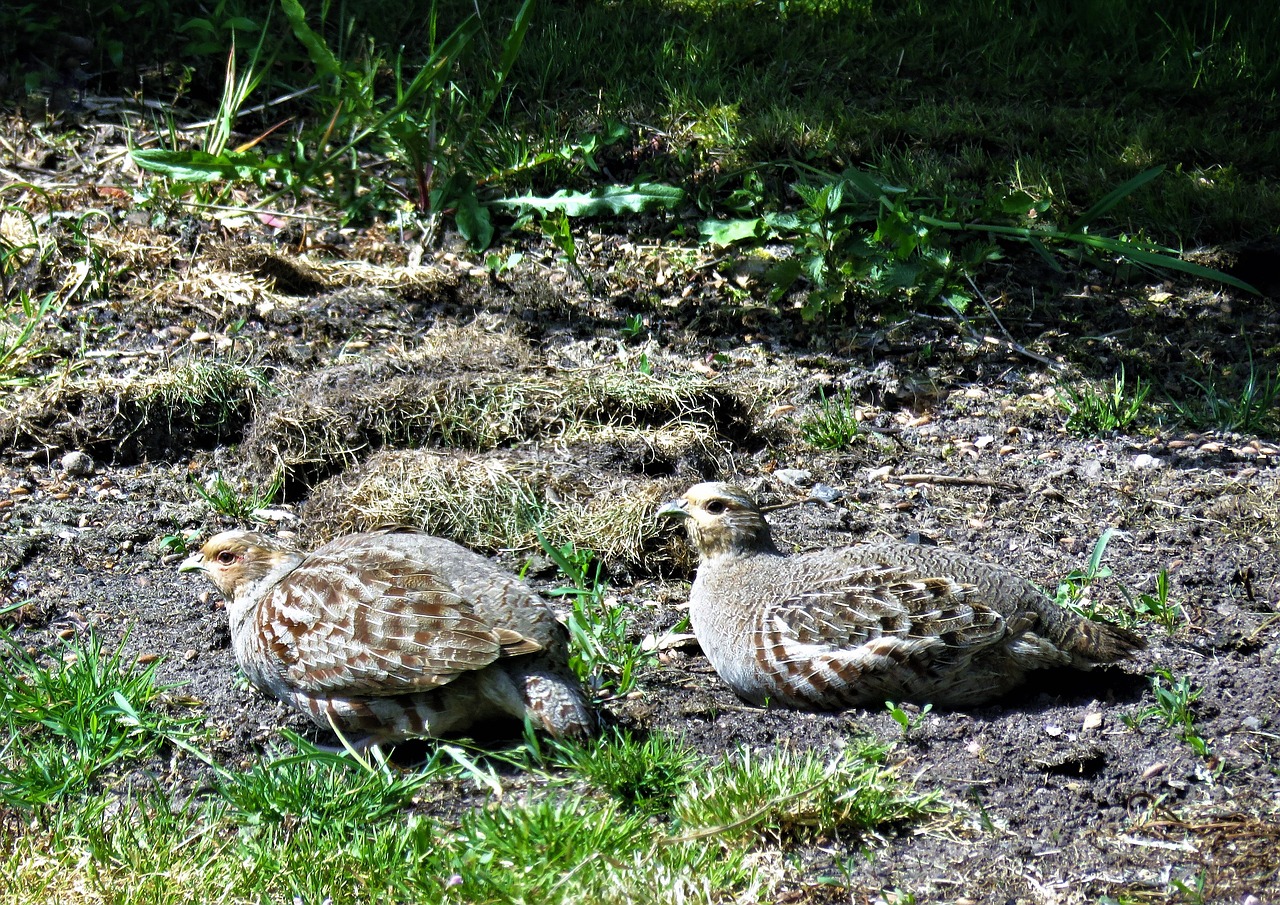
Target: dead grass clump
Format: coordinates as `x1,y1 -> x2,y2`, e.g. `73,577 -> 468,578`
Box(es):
225,246 -> 455,298
392,323 -> 534,374
0,360 -> 268,456
299,449 -> 690,574
558,422 -> 732,476
243,356 -> 748,490
1205,481 -> 1280,543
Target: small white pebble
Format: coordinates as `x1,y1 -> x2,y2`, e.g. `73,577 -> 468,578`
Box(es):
1132,453 -> 1164,469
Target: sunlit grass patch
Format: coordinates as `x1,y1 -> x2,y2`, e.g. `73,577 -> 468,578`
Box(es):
0,360 -> 270,454
552,727 -> 703,815
675,742 -> 938,845
0,629 -> 200,809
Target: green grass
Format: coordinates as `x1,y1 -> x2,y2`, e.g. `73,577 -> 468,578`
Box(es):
674,742 -> 938,845
0,635 -> 934,904
1059,368 -> 1151,436
551,727 -> 703,814
0,290 -> 59,387
193,470 -> 283,520
0,629 -> 200,809
801,387 -> 862,449
1171,359 -> 1280,434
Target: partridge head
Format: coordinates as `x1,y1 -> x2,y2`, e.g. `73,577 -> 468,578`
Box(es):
180,528 -> 595,744
659,482 -> 1144,709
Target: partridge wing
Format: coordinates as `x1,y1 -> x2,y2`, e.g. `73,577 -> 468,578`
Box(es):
258,545 -> 543,696
758,562 -> 1012,705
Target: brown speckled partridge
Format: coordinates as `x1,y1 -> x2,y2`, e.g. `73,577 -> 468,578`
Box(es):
179,528 -> 594,744
659,483 -> 1144,708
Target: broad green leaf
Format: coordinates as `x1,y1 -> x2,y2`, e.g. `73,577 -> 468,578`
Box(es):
699,217 -> 767,246
130,148 -> 273,183
1000,190 -> 1050,216
454,185 -> 495,251
765,258 -> 804,296
493,183 -> 684,216
279,0 -> 342,80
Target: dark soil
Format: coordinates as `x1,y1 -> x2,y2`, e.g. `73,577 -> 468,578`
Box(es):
3,136 -> 1279,903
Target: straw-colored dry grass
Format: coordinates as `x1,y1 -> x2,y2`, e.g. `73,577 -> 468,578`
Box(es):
299,448 -> 692,574
0,360 -> 268,453
243,353 -> 749,489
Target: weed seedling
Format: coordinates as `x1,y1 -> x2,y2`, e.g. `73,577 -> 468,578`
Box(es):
620,313 -> 646,340
801,388 -> 862,450
194,472 -> 283,520
537,532 -> 653,696
885,701 -> 932,739
1059,367 -> 1150,436
1125,569 -> 1184,635
1124,668 -> 1211,757
1053,529 -> 1114,612
158,527 -> 203,555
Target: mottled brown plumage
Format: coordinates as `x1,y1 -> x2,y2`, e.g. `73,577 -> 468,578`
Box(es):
659,483 -> 1144,708
179,528 -> 594,744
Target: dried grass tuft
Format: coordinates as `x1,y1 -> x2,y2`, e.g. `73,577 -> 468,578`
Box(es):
299,449 -> 692,574
243,351 -> 748,489
0,360 -> 268,454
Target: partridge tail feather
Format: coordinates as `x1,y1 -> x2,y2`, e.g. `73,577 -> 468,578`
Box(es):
1059,617 -> 1145,664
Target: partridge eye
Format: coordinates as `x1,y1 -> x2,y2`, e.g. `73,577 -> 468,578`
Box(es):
705,500 -> 727,514
216,550 -> 236,565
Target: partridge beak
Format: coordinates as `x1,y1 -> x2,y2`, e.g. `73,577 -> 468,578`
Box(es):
178,552 -> 207,574
656,498 -> 690,520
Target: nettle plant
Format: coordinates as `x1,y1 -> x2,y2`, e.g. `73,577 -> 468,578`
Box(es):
701,166 -> 1254,321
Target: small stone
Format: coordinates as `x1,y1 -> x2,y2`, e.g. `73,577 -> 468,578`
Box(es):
810,483 -> 843,503
773,468 -> 812,487
190,330 -> 213,343
1082,712 -> 1103,731
61,450 -> 95,476
1132,453 -> 1163,469
1242,715 -> 1262,731
1044,724 -> 1063,737
183,648 -> 198,661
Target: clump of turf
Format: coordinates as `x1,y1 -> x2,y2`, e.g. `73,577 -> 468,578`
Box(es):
298,448 -> 692,574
